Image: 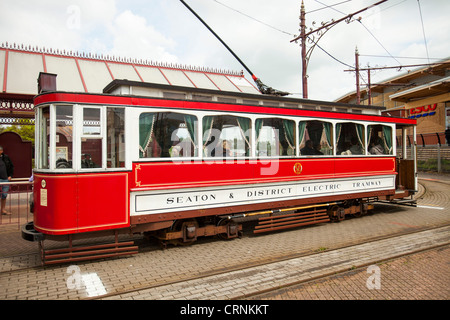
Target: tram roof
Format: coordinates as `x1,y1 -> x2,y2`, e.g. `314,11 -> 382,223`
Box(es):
103,78 -> 390,116
34,79 -> 416,126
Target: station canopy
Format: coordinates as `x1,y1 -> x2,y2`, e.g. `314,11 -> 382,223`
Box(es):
0,42 -> 260,124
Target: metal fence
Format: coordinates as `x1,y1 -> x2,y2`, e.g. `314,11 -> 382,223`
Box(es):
396,132 -> 450,173
0,180 -> 33,229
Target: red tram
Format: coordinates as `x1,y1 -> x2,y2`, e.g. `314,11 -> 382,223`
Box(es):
22,78 -> 417,264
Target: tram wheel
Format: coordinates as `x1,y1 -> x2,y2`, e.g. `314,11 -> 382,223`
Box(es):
216,219 -> 240,240
328,205 -> 345,222
172,219 -> 199,245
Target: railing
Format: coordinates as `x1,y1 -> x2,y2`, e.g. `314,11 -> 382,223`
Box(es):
396,132 -> 450,173
0,180 -> 33,230
396,132 -> 448,148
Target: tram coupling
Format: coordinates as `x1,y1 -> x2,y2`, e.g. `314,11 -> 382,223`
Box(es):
21,221 -> 45,242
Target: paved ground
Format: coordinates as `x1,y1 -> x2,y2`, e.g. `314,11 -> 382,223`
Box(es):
252,244 -> 450,300
102,226 -> 449,300
0,173 -> 449,302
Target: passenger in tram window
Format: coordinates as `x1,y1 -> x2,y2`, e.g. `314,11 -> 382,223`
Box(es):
81,153 -> 96,168
313,143 -> 323,155
369,137 -> 384,155
340,142 -> 352,155
222,140 -> 232,157
169,144 -> 181,157
300,140 -> 316,155
349,137 -> 363,155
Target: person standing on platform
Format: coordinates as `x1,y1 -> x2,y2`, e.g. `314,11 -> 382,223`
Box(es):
0,146 -> 14,215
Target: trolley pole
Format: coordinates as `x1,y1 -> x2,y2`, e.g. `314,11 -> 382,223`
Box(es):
300,1 -> 308,99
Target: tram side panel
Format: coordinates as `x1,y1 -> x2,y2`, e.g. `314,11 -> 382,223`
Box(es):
33,172 -> 130,235
76,172 -> 130,233
129,157 -> 397,227
33,174 -> 78,235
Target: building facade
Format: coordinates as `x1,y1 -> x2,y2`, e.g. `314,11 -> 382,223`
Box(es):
336,59 -> 450,145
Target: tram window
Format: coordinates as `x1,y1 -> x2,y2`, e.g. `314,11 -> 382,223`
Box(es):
336,122 -> 365,156
38,106 -> 50,169
81,139 -> 102,168
55,105 -> 73,169
139,112 -> 198,158
107,108 -> 125,168
83,108 -> 101,135
298,120 -> 332,156
368,124 -> 393,155
256,118 -> 295,157
203,115 -> 250,157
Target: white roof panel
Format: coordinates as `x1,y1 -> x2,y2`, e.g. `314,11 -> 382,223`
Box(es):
45,55 -> 84,92
184,71 -> 218,90
135,66 -> 169,85
228,75 -> 259,94
0,50 -> 5,91
77,59 -> 112,93
7,51 -> 43,94
160,69 -> 194,87
207,74 -> 240,92
108,62 -> 141,82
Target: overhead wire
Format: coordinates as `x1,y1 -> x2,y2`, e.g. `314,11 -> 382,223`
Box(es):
305,0 -> 352,14
313,0 -> 402,66
212,0 -> 295,36
211,0 -> 355,69
209,0 -> 413,89
416,0 -> 430,64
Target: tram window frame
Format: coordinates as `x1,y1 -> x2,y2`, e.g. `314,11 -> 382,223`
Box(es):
298,120 -> 333,156
139,111 -> 199,159
80,106 -> 104,169
36,105 -> 51,169
335,122 -> 365,156
202,114 -> 251,159
367,124 -> 394,155
107,107 -> 126,168
54,105 -> 74,169
255,117 -> 295,158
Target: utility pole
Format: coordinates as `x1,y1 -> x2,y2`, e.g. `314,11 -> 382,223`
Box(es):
367,67 -> 372,105
292,0 -> 387,99
300,1 -> 307,99
344,60 -> 441,105
355,47 -> 360,104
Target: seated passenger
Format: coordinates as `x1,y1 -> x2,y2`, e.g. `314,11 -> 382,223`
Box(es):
222,140 -> 232,157
349,137 -> 363,155
313,143 -> 323,155
169,145 -> 181,157
369,138 -> 384,155
340,142 -> 352,155
300,140 -> 316,155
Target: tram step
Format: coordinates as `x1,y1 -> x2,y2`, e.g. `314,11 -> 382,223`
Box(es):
41,241 -> 138,265
254,209 -> 330,234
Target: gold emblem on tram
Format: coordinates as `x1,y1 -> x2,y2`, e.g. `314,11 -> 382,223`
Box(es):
293,162 -> 302,175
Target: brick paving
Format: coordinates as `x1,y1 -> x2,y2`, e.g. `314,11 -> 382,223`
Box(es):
102,226 -> 450,300
252,245 -> 450,300
0,175 -> 449,300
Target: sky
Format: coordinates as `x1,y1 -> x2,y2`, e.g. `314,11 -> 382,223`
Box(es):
0,0 -> 449,101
